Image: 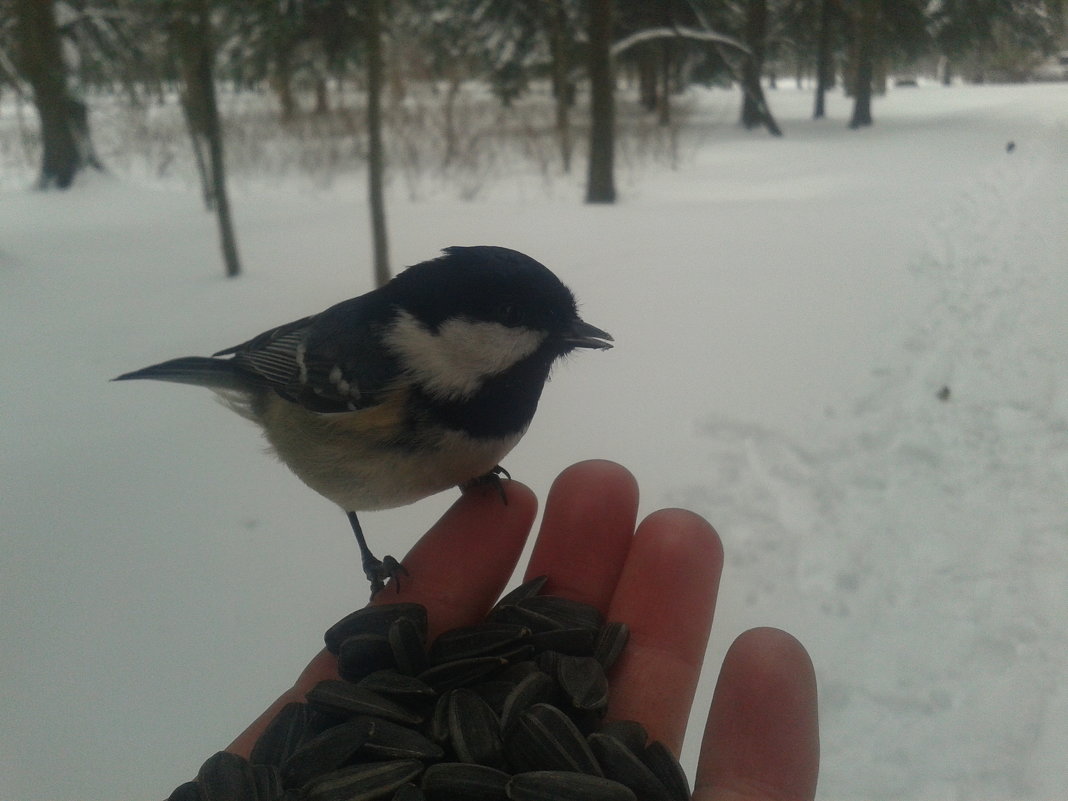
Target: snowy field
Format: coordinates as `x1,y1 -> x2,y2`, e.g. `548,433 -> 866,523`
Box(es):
2,82 -> 1067,800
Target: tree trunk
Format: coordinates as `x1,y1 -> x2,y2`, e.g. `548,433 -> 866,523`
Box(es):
813,0 -> 833,118
15,0 -> 101,189
637,47 -> 658,112
585,0 -> 616,204
849,1 -> 876,129
547,0 -> 573,172
366,0 -> 390,286
271,43 -> 296,122
657,37 -> 673,127
740,0 -> 768,129
172,1 -> 241,278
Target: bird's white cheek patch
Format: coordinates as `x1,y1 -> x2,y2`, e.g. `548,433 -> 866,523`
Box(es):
386,311 -> 545,400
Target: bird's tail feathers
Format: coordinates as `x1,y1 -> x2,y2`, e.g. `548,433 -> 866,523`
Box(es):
113,357 -> 247,391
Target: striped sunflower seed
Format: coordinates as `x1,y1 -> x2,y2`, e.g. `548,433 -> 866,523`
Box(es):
280,717 -> 375,789
338,633 -> 397,682
556,655 -> 609,713
428,624 -> 530,664
492,576 -> 549,609
595,720 -> 647,755
306,680 -> 424,726
325,604 -> 428,655
249,702 -> 318,769
357,670 -> 437,704
514,596 -> 604,631
587,733 -> 675,801
592,622 -> 629,671
357,715 -> 445,762
505,771 -> 636,801
504,703 -> 602,777
389,616 -> 429,676
447,688 -> 504,767
418,656 -> 507,693
195,751 -> 257,801
499,671 -> 557,734
421,762 -> 510,801
641,741 -> 691,801
302,759 -> 424,801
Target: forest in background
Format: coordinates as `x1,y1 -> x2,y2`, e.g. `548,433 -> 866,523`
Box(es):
3,0 -> 1065,278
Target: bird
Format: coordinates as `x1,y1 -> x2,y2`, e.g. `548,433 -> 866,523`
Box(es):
115,246 -> 613,596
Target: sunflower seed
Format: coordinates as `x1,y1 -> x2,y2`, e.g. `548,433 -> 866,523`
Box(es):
471,679 -> 516,714
325,604 -> 428,655
421,762 -> 510,801
641,741 -> 691,801
306,680 -> 424,726
357,670 -> 437,704
390,616 -> 429,676
496,660 -> 542,684
515,597 -> 604,631
490,604 -> 563,632
556,655 -> 609,712
505,771 -> 636,801
418,656 -> 507,693
280,717 -> 375,789
528,628 -> 598,656
447,688 -> 504,767
302,760 -> 424,801
252,763 -> 284,799
429,692 -> 451,744
392,783 -> 426,801
587,733 -> 675,801
196,751 -> 257,801
499,671 -> 557,734
359,715 -> 445,761
428,624 -> 530,664
493,576 -> 549,609
504,703 -> 602,776
596,720 -> 647,755
165,780 -> 201,801
592,623 -> 629,671
250,702 -> 317,768
534,649 -> 562,677
338,633 -> 397,682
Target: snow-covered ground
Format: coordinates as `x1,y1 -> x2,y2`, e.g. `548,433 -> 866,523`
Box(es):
2,82 -> 1066,801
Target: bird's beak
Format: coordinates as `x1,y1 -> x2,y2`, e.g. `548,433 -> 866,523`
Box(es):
565,319 -> 614,350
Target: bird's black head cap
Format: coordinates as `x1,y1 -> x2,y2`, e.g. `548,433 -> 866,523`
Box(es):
389,246 -> 581,337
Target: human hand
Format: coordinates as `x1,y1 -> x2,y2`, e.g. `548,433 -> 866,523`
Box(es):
227,460 -> 819,801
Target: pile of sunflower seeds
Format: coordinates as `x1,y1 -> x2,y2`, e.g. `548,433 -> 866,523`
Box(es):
165,576 -> 690,801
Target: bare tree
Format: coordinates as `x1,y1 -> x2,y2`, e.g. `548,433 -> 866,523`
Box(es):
813,0 -> 834,118
14,0 -> 101,189
740,0 -> 769,128
170,0 -> 241,277
545,0 -> 574,172
849,0 -> 876,128
366,0 -> 390,286
586,0 -> 616,204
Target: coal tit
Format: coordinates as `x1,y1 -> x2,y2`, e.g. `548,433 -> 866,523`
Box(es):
115,246 -> 612,595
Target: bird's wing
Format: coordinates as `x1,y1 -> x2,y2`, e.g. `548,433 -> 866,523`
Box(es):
217,299 -> 402,414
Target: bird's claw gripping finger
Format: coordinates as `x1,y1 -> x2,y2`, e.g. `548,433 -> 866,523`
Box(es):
463,465 -> 511,505
365,554 -> 408,598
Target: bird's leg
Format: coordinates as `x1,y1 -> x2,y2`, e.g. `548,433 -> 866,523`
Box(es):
347,511 -> 406,598
463,464 -> 511,505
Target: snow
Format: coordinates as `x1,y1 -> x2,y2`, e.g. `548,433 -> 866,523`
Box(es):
2,82 -> 1067,800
